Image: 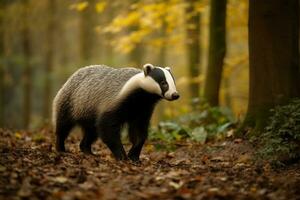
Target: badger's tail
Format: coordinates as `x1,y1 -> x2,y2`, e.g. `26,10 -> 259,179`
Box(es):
52,92 -> 59,131
52,87 -> 65,131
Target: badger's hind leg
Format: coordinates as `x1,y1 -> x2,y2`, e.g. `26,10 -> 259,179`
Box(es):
55,119 -> 74,152
79,121 -> 98,155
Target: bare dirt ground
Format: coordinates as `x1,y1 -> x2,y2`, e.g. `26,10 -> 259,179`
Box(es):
0,128 -> 299,200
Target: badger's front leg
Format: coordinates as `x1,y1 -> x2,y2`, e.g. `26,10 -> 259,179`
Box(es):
128,119 -> 149,162
97,114 -> 127,160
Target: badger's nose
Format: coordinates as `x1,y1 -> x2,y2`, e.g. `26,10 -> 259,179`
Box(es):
171,92 -> 180,100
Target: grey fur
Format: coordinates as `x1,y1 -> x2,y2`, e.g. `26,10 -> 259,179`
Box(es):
52,65 -> 141,129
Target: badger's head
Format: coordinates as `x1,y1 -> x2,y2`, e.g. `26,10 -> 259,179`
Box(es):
141,63 -> 180,101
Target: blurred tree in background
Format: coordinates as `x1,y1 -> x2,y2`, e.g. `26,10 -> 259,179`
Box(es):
43,0 -> 55,121
0,0 -> 250,129
21,0 -> 32,129
203,0 -> 226,106
79,0 -> 97,64
185,0 -> 201,102
0,0 -> 6,127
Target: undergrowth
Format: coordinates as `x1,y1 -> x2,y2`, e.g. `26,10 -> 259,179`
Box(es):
149,104 -> 235,150
258,99 -> 300,166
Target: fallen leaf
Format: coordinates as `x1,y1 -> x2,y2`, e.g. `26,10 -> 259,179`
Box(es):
219,177 -> 228,181
234,138 -> 243,143
165,169 -> 188,179
18,177 -> 32,197
178,187 -> 193,198
145,144 -> 154,152
226,129 -> 234,137
169,181 -> 184,189
237,154 -> 251,163
208,187 -> 220,193
53,176 -> 68,183
79,182 -> 94,190
210,156 -> 224,162
15,132 -> 22,139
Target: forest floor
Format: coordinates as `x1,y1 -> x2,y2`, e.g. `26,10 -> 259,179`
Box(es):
0,128 -> 300,200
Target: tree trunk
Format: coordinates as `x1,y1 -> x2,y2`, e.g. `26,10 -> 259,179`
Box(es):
129,42 -> 143,67
243,0 -> 300,133
223,77 -> 232,108
155,27 -> 167,121
43,0 -> 55,122
80,0 -> 96,64
203,0 -> 227,106
56,0 -> 68,65
128,0 -> 143,67
0,6 -> 4,127
185,0 -> 201,101
22,0 -> 32,129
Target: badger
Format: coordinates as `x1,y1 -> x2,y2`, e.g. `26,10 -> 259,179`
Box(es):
52,63 -> 179,162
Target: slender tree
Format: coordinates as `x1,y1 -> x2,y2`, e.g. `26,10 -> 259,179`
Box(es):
155,23 -> 167,120
80,0 -> 96,63
203,0 -> 227,106
43,0 -> 55,122
57,1 -> 68,65
0,2 -> 5,127
102,3 -> 114,65
22,0 -> 32,129
129,42 -> 143,67
185,0 -> 201,101
242,0 -> 300,133
0,13 -> 5,127
129,0 -> 143,67
223,77 -> 231,108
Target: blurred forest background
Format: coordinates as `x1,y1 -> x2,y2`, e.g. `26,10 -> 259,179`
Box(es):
0,0 -> 249,129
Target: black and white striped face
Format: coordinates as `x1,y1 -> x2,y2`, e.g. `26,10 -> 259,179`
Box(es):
143,63 -> 180,101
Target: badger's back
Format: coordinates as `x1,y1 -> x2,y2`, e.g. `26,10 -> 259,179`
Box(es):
52,65 -> 141,126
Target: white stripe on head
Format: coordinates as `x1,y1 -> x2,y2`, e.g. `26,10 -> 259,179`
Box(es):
118,72 -> 162,99
141,75 -> 162,95
158,67 -> 178,100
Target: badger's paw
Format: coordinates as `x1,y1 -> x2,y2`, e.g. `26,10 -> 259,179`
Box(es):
80,148 -> 96,156
55,149 -> 72,156
128,156 -> 141,164
114,155 -> 128,162
131,160 -> 142,165
56,145 -> 67,153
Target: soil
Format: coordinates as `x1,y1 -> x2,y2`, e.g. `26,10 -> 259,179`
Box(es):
0,128 -> 299,200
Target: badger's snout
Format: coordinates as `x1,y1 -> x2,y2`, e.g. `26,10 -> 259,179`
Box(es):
171,92 -> 180,100
165,92 -> 180,101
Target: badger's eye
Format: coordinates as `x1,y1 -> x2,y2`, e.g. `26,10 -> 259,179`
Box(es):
161,81 -> 168,90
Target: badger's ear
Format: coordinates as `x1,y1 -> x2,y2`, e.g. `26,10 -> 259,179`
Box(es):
165,67 -> 171,71
143,63 -> 154,76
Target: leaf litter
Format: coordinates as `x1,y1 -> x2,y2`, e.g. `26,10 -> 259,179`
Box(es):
0,128 -> 300,200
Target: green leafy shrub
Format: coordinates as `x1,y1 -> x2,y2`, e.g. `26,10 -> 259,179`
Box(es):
259,99 -> 300,165
149,105 -> 235,144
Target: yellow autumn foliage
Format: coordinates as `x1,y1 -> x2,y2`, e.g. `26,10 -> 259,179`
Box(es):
102,0 -> 187,54
69,1 -> 89,11
95,1 -> 106,13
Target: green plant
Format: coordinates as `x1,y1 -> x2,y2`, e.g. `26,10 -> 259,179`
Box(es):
259,99 -> 300,165
149,105 -> 235,144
